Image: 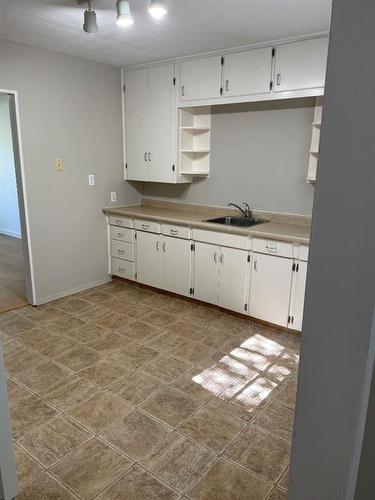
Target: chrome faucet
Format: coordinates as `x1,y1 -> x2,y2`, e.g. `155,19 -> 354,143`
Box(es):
228,202 -> 252,219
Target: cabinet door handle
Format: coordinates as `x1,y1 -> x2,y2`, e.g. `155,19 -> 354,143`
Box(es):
148,152 -> 151,162
254,260 -> 258,271
144,152 -> 148,162
213,252 -> 217,263
156,241 -> 160,251
225,80 -> 229,92
181,85 -> 185,96
162,242 -> 166,252
220,253 -> 224,265
276,73 -> 281,86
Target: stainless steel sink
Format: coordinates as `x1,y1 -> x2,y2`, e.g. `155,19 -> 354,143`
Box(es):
205,216 -> 267,227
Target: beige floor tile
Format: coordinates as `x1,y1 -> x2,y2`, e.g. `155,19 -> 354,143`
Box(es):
170,340 -> 213,365
26,306 -> 67,324
179,406 -> 245,452
14,444 -> 44,487
140,432 -> 215,493
6,379 -> 33,408
4,348 -> 45,377
54,346 -> 101,372
112,342 -> 159,368
14,361 -> 72,394
55,297 -> 94,315
121,320 -> 163,342
48,315 -> 87,335
2,338 -> 23,357
146,331 -> 184,352
92,311 -> 133,330
76,305 -> 109,323
40,377 -> 99,411
97,465 -> 179,500
67,391 -> 133,433
36,335 -> 80,359
77,359 -> 132,387
164,321 -> 206,338
189,326 -> 234,349
9,395 -> 57,439
101,410 -> 171,460
77,289 -> 111,305
14,326 -> 60,350
142,354 -> 192,383
17,472 -> 77,500
88,332 -> 129,356
224,426 -> 291,482
141,293 -> 175,310
51,438 -> 132,499
170,368 -> 214,402
143,310 -> 176,328
275,377 -> 298,409
267,488 -> 288,500
65,323 -> 108,344
141,387 -> 200,427
18,415 -> 92,467
107,370 -> 164,405
278,467 -> 289,490
188,458 -> 272,500
0,316 -> 34,335
252,403 -> 295,441
211,316 -> 253,337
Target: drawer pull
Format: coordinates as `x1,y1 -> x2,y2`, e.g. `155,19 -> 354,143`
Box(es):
117,232 -> 125,238
118,267 -> 126,273
170,229 -> 178,235
115,219 -> 122,225
266,244 -> 278,253
276,73 -> 281,86
142,224 -> 150,230
117,249 -> 125,254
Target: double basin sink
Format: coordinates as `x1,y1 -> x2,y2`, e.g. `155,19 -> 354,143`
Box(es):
205,216 -> 267,228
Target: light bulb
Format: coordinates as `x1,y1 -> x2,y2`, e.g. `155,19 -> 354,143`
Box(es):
116,0 -> 134,27
148,0 -> 167,20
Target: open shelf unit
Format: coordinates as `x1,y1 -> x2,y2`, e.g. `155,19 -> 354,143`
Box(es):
179,107 -> 211,176
307,96 -> 323,184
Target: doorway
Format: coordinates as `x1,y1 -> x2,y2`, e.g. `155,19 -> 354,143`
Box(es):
0,90 -> 35,312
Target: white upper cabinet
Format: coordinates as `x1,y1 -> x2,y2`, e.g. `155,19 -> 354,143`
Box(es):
274,37 -> 329,93
218,246 -> 249,314
223,47 -> 273,97
179,56 -> 222,102
123,69 -> 149,181
161,236 -> 191,296
249,252 -> 293,327
123,64 -> 179,183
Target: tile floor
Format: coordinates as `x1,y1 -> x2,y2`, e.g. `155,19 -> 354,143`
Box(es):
0,234 -> 27,314
0,278 -> 300,500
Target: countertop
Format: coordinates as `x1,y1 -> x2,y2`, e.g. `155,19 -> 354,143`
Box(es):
103,199 -> 311,245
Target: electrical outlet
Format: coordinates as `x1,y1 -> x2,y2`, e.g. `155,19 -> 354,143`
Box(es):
56,159 -> 63,172
88,174 -> 95,186
110,192 -> 117,203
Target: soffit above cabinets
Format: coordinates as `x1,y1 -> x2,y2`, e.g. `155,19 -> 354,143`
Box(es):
0,0 -> 331,67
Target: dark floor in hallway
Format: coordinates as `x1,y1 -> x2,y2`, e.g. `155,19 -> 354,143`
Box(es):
0,234 -> 27,314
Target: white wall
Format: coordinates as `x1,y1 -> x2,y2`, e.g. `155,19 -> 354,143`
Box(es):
143,99 -> 315,216
0,40 -> 142,303
0,94 -> 21,238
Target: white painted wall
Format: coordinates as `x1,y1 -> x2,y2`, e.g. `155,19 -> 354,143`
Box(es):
0,94 -> 21,238
0,40 -> 142,304
143,99 -> 315,216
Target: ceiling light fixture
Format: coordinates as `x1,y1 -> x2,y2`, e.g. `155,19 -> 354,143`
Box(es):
82,0 -> 98,33
116,0 -> 134,27
148,0 -> 168,20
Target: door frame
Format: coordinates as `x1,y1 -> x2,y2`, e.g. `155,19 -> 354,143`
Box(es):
0,88 -> 36,306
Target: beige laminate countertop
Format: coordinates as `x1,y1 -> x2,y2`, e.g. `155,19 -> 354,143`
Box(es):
103,201 -> 311,245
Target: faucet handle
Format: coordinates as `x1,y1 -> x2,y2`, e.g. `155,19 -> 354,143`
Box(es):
242,202 -> 252,218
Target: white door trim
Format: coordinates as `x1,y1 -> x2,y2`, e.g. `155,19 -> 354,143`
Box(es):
0,88 -> 36,305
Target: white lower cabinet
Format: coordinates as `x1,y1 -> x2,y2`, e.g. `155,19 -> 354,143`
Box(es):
249,252 -> 294,328
289,260 -> 308,331
161,236 -> 191,296
135,231 -> 162,288
193,242 -> 249,313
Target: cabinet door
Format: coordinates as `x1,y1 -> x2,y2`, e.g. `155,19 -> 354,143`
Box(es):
193,242 -> 219,305
179,56 -> 222,101
274,37 -> 329,92
249,253 -> 293,327
135,231 -> 161,288
123,69 -> 149,180
161,236 -> 191,296
223,47 -> 273,97
290,260 -> 308,331
218,247 -> 249,314
148,64 -> 177,183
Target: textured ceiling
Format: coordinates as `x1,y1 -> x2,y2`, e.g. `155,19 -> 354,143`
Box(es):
0,0 -> 332,67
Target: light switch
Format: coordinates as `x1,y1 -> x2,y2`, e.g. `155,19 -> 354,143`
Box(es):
56,159 -> 63,172
110,192 -> 117,202
88,174 -> 95,186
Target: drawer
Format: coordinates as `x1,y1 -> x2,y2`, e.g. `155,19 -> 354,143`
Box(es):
134,219 -> 160,234
161,223 -> 191,239
110,226 -> 134,243
111,258 -> 135,280
252,238 -> 293,258
109,216 -> 133,228
111,240 -> 134,261
192,228 -> 249,250
299,244 -> 309,262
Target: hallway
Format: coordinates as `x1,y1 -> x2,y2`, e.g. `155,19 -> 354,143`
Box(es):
0,234 -> 27,313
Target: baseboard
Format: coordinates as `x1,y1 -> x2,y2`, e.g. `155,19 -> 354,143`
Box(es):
0,228 -> 21,239
36,277 -> 112,305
